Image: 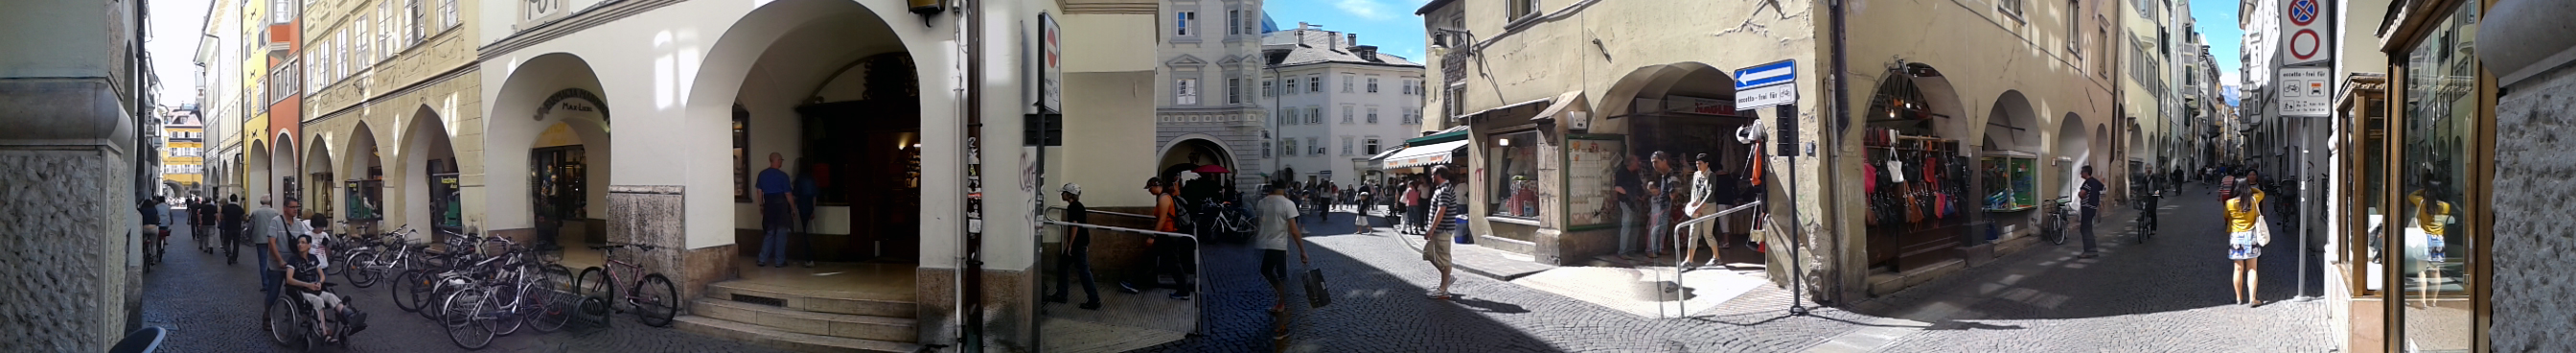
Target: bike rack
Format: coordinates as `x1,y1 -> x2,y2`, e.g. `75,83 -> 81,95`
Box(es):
1662,200 -> 1764,318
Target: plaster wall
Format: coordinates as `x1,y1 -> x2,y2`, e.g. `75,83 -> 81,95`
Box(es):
1265,60 -> 1425,185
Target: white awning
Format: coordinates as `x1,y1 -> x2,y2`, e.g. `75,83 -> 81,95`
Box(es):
1381,140 -> 1470,170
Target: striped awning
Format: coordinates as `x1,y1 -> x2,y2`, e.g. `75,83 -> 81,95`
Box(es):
1380,140 -> 1470,170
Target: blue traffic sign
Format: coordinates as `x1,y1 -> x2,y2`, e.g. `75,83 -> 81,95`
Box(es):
2288,0 -> 2317,26
1735,60 -> 1797,89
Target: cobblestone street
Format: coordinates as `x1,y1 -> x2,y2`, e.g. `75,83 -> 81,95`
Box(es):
1129,183 -> 2334,352
139,219 -> 784,353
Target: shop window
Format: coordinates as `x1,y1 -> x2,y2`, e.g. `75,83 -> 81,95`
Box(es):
1490,130 -> 1540,218
2395,3 -> 2480,349
732,104 -> 751,201
1981,153 -> 2039,211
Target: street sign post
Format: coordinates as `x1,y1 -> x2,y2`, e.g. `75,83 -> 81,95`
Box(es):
2283,0 -> 2330,65
1733,60 -> 1798,109
2279,67 -> 2332,117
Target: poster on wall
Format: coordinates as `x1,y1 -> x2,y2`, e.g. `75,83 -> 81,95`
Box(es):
1564,135 -> 1625,226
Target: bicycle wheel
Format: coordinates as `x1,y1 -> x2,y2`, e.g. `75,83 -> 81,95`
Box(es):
491,281 -> 529,337
576,267 -> 613,304
348,251 -> 381,288
443,290 -> 495,350
634,273 -> 679,327
2047,216 -> 2069,245
391,270 -> 426,313
524,275 -> 573,333
325,252 -> 347,276
267,294 -> 310,350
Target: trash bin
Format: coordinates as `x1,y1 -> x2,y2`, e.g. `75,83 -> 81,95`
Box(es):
1452,219 -> 1473,244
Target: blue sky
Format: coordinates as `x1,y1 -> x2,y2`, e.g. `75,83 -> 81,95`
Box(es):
2189,0 -> 2242,106
1264,0 -> 1433,60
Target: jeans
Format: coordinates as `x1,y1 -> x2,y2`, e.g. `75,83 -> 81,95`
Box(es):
759,227 -> 790,266
1050,246 -> 1099,303
1648,201 -> 1671,254
257,246 -> 281,308
2080,212 -> 2099,253
1618,203 -> 1639,255
1155,237 -> 1196,295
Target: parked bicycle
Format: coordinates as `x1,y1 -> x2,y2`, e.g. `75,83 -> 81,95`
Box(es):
575,243 -> 679,328
2039,197 -> 2074,246
344,226 -> 423,289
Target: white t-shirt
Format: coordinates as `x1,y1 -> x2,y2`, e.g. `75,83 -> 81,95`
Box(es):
1255,195 -> 1300,250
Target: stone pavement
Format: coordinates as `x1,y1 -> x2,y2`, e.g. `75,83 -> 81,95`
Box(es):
140,221 -> 788,353
1125,189 -> 2334,352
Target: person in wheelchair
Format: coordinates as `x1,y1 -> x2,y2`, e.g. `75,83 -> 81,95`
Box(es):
283,235 -> 365,341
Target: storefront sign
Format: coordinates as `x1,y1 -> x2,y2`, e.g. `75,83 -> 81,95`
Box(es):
1735,59 -> 1798,109
2278,67 -> 2332,117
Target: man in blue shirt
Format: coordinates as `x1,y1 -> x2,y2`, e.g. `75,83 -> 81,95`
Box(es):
755,153 -> 801,268
793,160 -> 821,268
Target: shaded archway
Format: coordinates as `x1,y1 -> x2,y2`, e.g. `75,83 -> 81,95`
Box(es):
340,122 -> 389,235
1984,90 -> 2040,153
302,132 -> 334,224
272,133 -> 300,218
487,52 -> 613,247
400,106 -> 463,237
2055,112 -> 2093,198
1160,136 -> 1238,204
246,139 -> 271,205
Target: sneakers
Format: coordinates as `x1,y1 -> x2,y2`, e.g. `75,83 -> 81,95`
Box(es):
1117,282 -> 1141,294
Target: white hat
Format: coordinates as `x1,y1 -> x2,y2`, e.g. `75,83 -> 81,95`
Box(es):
1060,183 -> 1082,196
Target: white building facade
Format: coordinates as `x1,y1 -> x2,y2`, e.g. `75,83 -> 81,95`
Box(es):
1154,0 -> 1271,190
1260,25 -> 1424,186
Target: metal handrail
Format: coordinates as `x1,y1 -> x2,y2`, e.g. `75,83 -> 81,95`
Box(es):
1661,200 -> 1763,318
1037,217 -> 1204,336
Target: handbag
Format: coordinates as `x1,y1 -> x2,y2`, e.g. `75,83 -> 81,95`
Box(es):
1301,268 -> 1333,308
2253,213 -> 2272,247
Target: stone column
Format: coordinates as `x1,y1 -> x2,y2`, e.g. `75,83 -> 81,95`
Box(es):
2479,1 -> 2576,349
608,185 -> 730,306
0,79 -> 141,351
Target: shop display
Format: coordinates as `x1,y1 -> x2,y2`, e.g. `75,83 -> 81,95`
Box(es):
1564,135 -> 1624,226
1982,153 -> 2038,212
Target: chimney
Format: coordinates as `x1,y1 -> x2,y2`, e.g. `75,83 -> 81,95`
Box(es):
1346,34 -> 1358,47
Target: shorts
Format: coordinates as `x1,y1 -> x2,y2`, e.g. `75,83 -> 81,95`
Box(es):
2227,231 -> 2262,260
1260,249 -> 1289,285
1422,237 -> 1453,271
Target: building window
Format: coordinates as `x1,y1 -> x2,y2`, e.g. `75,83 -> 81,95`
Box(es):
443,0 -> 459,30
1341,105 -> 1353,124
1445,85 -> 1465,122
1367,106 -> 1379,124
1507,0 -> 1540,21
1175,12 -> 1194,36
354,16 -> 371,69
1227,78 -> 1242,104
1263,141 -> 1274,158
1490,130 -> 1540,218
2066,0 -> 2081,56
380,1 -> 394,59
336,31 -> 350,82
1342,74 -> 1355,93
1307,74 -> 1321,92
1283,139 -> 1298,156
1284,78 -> 1298,95
2000,0 -> 2024,17
1262,81 -> 1274,97
1341,136 -> 1353,156
2393,5 -> 2481,350
1228,10 -> 1240,35
408,0 -> 425,46
1364,137 -> 1381,155
1280,108 -> 1295,125
1175,79 -> 1199,106
272,0 -> 294,24
1307,106 -> 1322,124
1367,77 -> 1380,93
1307,137 -> 1320,155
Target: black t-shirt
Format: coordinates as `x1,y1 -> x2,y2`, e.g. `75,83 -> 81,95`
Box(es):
288,251 -> 323,288
221,203 -> 246,228
1614,167 -> 1644,205
2080,177 -> 2105,210
1065,201 -> 1091,249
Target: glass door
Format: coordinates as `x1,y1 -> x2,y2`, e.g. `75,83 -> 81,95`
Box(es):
2396,2 -> 2480,351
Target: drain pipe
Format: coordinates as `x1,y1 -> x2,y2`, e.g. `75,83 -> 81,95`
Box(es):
959,0 -> 990,350
1822,0 -> 1852,307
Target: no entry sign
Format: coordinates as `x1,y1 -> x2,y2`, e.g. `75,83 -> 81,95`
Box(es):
2283,0 -> 2330,65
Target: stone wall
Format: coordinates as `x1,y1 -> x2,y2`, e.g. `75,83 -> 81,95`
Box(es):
609,185 -> 727,306
0,150 -> 132,352
917,268 -> 1034,353
2490,63 -> 2576,351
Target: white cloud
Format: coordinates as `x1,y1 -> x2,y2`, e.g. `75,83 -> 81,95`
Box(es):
2220,71 -> 2241,85
1337,0 -> 1394,20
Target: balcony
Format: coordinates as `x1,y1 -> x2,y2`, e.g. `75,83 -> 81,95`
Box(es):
264,24 -> 296,56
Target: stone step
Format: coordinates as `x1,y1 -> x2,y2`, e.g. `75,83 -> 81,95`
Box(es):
675,316 -> 923,353
704,281 -> 918,318
692,298 -> 918,342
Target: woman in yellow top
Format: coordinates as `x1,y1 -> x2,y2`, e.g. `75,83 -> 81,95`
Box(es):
2224,177 -> 2267,306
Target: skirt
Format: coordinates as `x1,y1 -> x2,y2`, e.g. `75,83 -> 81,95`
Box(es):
2227,231 -> 2262,260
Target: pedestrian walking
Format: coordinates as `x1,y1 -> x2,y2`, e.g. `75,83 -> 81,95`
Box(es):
1401,180 -> 1422,234
753,153 -> 801,268
1680,153 -> 1721,268
1424,166 -> 1462,300
140,196 -> 168,266
221,196 -> 246,265
1352,190 -> 1372,233
2077,166 -> 2106,258
1120,177 -> 1195,300
1645,152 -> 1679,259
1254,184 -> 1309,317
196,198 -> 219,253
2224,177 -> 2268,306
1045,183 -> 1102,310
794,159 -> 823,268
251,196 -> 290,328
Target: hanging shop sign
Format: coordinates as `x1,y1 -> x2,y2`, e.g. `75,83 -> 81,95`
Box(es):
2279,67 -> 2333,117
1735,59 -> 1798,109
2283,0 -> 2331,65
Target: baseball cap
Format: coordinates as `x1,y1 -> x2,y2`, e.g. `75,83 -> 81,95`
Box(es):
1061,183 -> 1082,196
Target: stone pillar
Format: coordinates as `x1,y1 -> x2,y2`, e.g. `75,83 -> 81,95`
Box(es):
916,266 -> 1034,352
0,79 -> 140,351
2480,1 -> 2576,349
608,185 -> 730,306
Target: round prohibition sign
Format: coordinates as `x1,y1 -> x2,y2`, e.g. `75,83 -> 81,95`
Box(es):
2288,0 -> 2319,26
2289,30 -> 2322,60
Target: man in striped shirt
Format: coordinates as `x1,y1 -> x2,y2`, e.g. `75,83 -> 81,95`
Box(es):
1424,166 -> 1462,300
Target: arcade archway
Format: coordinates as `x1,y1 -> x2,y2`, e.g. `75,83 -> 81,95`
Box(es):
400,106 -> 463,238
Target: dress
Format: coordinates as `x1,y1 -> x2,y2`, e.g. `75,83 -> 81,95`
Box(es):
2224,193 -> 2266,260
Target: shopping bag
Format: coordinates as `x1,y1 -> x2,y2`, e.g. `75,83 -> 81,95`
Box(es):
1300,269 -> 1333,308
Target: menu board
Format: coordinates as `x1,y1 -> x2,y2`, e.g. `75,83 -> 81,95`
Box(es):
1565,135 -> 1625,226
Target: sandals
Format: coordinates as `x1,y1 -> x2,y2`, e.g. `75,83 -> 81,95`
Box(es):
1425,292 -> 1452,300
